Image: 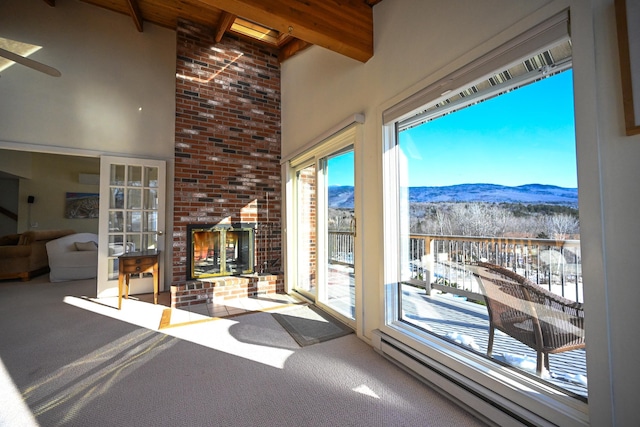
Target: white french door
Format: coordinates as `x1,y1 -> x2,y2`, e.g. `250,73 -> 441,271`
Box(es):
97,156 -> 166,298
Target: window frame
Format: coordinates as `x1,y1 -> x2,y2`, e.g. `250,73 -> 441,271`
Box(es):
380,9 -> 589,427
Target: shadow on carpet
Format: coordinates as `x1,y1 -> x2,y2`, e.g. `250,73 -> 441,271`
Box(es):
271,305 -> 353,347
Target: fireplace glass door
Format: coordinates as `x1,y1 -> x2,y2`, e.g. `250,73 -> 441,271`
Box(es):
189,226 -> 254,279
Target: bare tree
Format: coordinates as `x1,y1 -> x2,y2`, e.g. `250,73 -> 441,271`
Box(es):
545,213 -> 580,239
407,202 -> 578,240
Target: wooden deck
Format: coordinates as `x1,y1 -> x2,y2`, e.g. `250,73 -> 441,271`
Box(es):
400,283 -> 587,398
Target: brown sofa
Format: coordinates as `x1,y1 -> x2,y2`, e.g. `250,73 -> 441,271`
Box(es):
0,229 -> 76,281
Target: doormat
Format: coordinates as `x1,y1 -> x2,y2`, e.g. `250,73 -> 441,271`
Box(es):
271,304 -> 353,347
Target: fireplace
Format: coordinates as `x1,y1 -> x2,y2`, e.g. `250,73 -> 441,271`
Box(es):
187,224 -> 255,280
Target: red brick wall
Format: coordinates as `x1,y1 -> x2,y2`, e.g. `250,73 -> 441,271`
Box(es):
172,19 -> 282,287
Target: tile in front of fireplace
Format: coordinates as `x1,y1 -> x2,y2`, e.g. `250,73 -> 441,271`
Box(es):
200,294 -> 304,319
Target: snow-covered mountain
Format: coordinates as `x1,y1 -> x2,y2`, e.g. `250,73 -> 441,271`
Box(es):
329,183 -> 578,209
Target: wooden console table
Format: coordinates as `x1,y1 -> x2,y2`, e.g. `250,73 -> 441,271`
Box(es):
118,250 -> 160,310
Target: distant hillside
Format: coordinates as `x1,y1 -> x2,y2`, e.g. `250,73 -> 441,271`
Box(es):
328,185 -> 355,208
329,184 -> 578,208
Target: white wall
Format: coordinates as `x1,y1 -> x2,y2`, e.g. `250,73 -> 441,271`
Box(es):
18,152 -> 100,233
0,0 -> 176,158
282,0 -> 640,424
0,0 -> 177,289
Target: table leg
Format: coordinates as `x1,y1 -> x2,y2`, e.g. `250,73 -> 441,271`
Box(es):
125,274 -> 130,299
118,272 -> 123,310
153,261 -> 159,305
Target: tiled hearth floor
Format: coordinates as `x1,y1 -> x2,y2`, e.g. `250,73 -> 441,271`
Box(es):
131,291 -> 307,329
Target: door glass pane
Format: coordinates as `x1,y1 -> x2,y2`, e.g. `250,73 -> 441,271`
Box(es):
142,233 -> 158,251
127,189 -> 142,209
109,211 -> 124,232
108,235 -> 124,256
145,166 -> 158,187
127,165 -> 142,187
127,211 -> 142,232
144,189 -> 158,210
322,149 -> 355,319
143,211 -> 157,232
107,234 -> 125,280
110,164 -> 125,185
295,164 -> 316,297
110,188 -> 124,209
126,234 -> 141,253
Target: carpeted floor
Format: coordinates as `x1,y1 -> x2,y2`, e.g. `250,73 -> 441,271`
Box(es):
0,275 -> 487,427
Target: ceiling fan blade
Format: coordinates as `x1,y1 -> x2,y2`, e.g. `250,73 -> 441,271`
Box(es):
0,47 -> 61,77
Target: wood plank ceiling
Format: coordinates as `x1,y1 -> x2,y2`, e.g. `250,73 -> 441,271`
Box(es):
42,0 -> 382,62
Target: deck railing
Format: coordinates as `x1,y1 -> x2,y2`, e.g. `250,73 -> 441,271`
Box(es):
328,230 -> 355,266
327,231 -> 583,303
407,234 -> 583,303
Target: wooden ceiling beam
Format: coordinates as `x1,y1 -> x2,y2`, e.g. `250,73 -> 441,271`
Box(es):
215,11 -> 236,43
278,38 -> 310,62
194,0 -> 373,62
276,33 -> 294,47
125,0 -> 144,32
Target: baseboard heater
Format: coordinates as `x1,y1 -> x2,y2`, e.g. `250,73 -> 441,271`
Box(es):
371,330 -> 556,427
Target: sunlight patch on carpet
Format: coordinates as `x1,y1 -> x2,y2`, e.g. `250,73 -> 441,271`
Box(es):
353,384 -> 380,399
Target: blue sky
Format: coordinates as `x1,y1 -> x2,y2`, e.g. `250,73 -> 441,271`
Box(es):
328,151 -> 354,186
400,69 -> 578,188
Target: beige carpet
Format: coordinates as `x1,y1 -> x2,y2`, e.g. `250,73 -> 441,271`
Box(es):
0,275 -> 487,426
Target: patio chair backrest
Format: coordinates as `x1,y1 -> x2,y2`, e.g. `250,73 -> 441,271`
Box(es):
474,262 -> 585,359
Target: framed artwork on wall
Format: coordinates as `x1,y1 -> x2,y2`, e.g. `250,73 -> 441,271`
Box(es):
616,0 -> 640,135
65,192 -> 99,219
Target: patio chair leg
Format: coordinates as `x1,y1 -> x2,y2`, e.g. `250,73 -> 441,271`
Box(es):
536,351 -> 543,375
544,353 -> 550,372
487,328 -> 494,357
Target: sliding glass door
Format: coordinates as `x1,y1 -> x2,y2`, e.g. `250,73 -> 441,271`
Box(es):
294,163 -> 317,298
289,127 -> 358,325
318,149 -> 355,319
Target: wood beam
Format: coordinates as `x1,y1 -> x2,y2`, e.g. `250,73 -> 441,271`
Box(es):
42,0 -> 55,6
215,12 -> 236,43
276,33 -> 294,47
278,38 -> 310,62
126,0 -> 144,32
194,0 -> 373,62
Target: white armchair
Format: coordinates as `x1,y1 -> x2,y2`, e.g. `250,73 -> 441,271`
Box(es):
46,233 -> 99,282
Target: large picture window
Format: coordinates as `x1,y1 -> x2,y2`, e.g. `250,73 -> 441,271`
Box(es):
382,11 -> 588,426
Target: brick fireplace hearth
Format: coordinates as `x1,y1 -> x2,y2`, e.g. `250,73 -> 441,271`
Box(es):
171,19 -> 283,307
